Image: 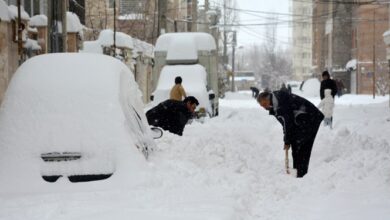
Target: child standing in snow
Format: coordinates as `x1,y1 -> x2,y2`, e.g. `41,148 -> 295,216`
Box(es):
318,89 -> 334,129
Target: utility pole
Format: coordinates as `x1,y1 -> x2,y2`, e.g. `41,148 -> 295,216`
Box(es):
158,0 -> 167,36
62,0 -> 67,52
113,0 -> 116,56
231,31 -> 236,92
373,9 -> 376,99
191,0 -> 198,32
16,0 -> 23,64
223,0 -> 227,69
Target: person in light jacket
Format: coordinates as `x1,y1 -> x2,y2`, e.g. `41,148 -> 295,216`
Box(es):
318,89 -> 334,129
170,76 -> 187,101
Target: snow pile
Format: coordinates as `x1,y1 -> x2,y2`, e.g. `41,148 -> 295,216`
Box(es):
0,53 -> 154,194
0,0 -> 10,21
152,64 -> 211,112
66,12 -> 83,33
29,14 -> 47,27
1,90 -> 390,219
8,5 -> 29,20
301,78 -> 321,97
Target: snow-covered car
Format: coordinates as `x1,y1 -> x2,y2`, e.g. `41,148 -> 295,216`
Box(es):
151,64 -> 215,117
0,53 -> 155,193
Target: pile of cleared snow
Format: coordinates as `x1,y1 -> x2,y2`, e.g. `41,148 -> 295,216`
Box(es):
336,94 -> 389,105
29,14 -> 47,27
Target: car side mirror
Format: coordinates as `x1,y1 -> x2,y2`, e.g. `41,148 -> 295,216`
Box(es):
209,93 -> 215,100
150,127 -> 163,139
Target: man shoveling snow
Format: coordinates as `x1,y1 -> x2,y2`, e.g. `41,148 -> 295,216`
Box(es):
257,90 -> 324,177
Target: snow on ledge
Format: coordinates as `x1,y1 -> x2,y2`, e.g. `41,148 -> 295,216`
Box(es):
8,5 -> 30,20
0,0 -> 10,21
345,59 -> 357,70
383,29 -> 390,45
98,29 -> 134,49
29,14 -> 47,27
66,12 -> 83,33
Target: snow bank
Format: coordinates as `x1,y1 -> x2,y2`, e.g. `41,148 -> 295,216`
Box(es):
82,40 -> 103,54
0,0 -> 10,21
8,5 -> 29,20
152,64 -> 211,112
29,14 -> 47,27
0,53 -> 154,194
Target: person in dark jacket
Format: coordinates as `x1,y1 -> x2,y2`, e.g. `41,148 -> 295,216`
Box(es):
257,90 -> 324,178
320,71 -> 337,99
146,96 -> 199,136
250,86 -> 260,98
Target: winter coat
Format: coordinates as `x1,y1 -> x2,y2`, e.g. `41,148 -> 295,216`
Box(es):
317,89 -> 334,118
320,78 -> 337,99
268,90 -> 324,145
146,99 -> 193,136
170,84 -> 187,101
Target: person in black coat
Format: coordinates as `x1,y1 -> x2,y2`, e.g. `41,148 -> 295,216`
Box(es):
146,96 -> 199,136
250,86 -> 260,98
320,71 -> 337,99
257,90 -> 324,178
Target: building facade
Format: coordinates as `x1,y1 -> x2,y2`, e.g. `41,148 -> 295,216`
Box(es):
292,0 -> 313,81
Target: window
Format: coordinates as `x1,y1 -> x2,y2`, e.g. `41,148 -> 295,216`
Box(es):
108,0 -> 115,8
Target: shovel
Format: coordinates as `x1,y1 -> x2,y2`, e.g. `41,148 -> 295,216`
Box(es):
285,148 -> 290,174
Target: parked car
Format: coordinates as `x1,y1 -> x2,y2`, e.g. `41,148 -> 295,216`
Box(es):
151,64 -> 215,117
0,53 -> 155,193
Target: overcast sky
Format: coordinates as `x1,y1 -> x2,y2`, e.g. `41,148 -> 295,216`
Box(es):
231,0 -> 291,47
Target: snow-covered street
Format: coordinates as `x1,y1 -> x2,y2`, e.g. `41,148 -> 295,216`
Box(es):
1,92 -> 390,220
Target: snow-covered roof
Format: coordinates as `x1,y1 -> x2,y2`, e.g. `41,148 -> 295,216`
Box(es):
66,12 -> 83,33
98,29 -> 134,49
8,5 -> 29,20
0,0 -> 10,21
155,33 -> 216,63
346,59 -> 357,70
23,38 -> 41,50
29,14 -> 47,27
152,64 -> 211,112
155,33 -> 216,52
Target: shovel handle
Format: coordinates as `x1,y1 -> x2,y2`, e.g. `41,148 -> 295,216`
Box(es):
285,149 -> 290,174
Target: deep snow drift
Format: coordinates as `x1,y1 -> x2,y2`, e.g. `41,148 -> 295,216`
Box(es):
0,91 -> 389,220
